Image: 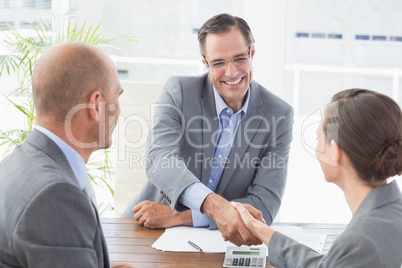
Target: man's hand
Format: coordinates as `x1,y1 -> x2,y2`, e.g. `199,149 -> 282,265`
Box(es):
241,203 -> 266,224
201,194 -> 262,246
133,201 -> 192,229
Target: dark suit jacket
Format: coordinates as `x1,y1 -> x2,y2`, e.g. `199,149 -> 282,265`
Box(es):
268,180 -> 402,267
122,73 -> 294,228
0,130 -> 110,268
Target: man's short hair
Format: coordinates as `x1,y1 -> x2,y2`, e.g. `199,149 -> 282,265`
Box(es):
32,42 -> 110,121
197,13 -> 255,56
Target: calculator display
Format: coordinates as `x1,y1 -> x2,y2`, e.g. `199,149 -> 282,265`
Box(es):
232,251 -> 260,255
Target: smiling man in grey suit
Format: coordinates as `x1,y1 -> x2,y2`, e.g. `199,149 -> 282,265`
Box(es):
0,42 -> 131,268
122,13 -> 294,247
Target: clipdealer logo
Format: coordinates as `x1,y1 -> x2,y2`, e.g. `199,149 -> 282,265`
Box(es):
114,103 -> 289,162
301,102 -> 339,167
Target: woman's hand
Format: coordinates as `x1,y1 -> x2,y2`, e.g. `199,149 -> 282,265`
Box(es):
231,202 -> 276,246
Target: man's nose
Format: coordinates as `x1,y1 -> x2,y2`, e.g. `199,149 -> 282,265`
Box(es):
224,61 -> 239,78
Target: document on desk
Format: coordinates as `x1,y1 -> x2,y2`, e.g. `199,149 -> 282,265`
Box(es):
152,226 -> 240,253
152,225 -> 326,253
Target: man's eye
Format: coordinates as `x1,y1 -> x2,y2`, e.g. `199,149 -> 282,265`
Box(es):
211,61 -> 226,68
233,57 -> 248,64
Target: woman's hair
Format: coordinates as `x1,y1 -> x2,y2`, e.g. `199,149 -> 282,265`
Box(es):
323,89 -> 402,184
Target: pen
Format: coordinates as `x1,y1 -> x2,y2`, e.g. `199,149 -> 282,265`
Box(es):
188,240 -> 203,252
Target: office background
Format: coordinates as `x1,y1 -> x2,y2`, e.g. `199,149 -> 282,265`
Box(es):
1,0 -> 401,223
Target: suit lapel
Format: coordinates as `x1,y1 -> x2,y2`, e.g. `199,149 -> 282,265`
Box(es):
83,186 -> 110,268
216,82 -> 263,193
84,179 -> 98,206
200,77 -> 219,185
90,200 -> 110,268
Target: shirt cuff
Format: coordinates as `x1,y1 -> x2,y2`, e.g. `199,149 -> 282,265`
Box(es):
191,209 -> 210,227
178,182 -> 212,211
178,182 -> 213,226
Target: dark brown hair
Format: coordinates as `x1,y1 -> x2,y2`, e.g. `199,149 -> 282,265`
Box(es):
324,89 -> 402,184
197,13 -> 255,57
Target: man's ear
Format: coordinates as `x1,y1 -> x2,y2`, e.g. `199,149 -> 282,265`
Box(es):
202,57 -> 208,68
250,44 -> 255,58
89,91 -> 101,122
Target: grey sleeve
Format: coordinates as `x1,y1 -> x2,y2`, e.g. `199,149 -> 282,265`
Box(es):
268,231 -> 383,268
145,77 -> 201,210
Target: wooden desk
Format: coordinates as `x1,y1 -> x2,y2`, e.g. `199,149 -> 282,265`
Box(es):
101,218 -> 346,268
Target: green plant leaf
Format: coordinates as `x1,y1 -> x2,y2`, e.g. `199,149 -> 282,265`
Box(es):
4,96 -> 32,118
0,54 -> 20,76
1,7 -> 137,200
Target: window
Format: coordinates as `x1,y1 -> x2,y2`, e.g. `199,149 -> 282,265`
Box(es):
282,0 -> 402,223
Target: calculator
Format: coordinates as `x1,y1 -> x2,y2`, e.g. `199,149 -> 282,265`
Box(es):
223,246 -> 267,267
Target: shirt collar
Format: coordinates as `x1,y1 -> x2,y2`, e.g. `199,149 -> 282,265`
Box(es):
35,125 -> 88,190
213,86 -> 250,120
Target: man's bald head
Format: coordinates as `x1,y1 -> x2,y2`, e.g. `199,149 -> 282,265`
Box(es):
32,42 -> 114,122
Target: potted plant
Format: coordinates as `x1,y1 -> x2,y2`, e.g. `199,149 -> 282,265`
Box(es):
0,8 -> 133,205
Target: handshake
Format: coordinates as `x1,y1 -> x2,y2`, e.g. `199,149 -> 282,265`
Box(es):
201,194 -> 271,247
133,193 -> 275,247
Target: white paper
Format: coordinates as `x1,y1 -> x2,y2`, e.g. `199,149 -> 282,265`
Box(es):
152,225 -> 326,254
152,226 -> 238,253
270,225 -> 303,236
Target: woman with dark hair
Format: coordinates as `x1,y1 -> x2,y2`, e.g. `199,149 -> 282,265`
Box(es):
232,89 -> 402,267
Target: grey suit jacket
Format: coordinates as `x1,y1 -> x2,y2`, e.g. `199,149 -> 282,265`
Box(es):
122,73 -> 294,228
268,180 -> 402,268
0,130 -> 110,268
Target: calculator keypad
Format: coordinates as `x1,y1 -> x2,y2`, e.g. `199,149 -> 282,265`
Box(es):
223,246 -> 266,268
224,257 -> 265,267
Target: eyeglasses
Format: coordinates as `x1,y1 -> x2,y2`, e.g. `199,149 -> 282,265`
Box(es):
203,47 -> 251,70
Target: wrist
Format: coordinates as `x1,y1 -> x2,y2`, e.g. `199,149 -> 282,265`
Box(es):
173,209 -> 193,226
200,193 -> 224,218
255,223 -> 275,246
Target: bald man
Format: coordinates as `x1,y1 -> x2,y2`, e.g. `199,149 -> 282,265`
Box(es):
0,42 -> 131,268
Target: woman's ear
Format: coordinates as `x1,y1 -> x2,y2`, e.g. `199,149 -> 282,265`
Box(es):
89,91 -> 101,122
330,139 -> 342,166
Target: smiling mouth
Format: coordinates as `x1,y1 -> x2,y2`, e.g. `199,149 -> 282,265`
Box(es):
224,77 -> 243,85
